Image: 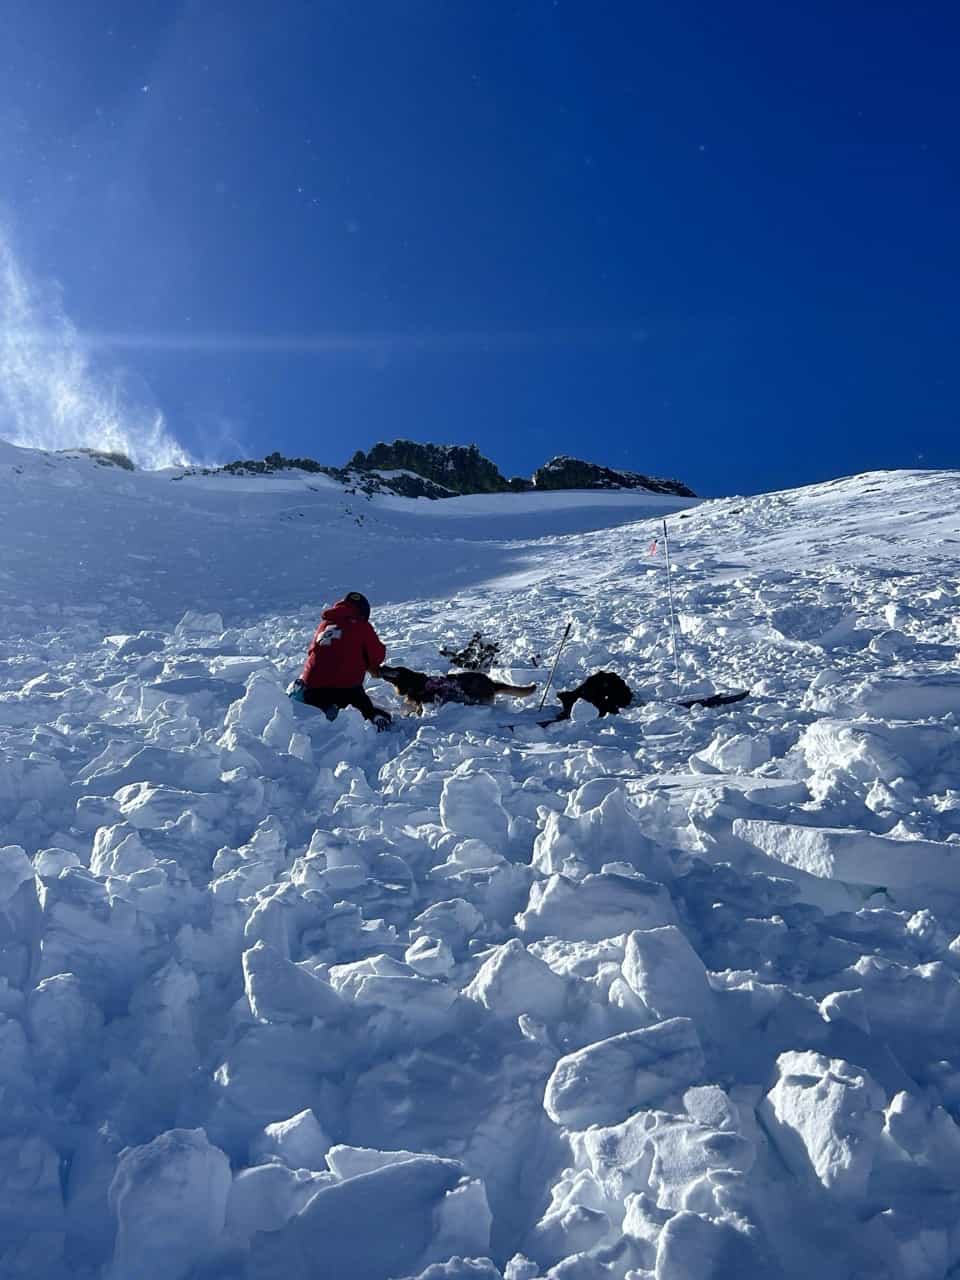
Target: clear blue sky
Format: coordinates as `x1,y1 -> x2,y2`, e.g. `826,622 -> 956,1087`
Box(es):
2,0 -> 957,494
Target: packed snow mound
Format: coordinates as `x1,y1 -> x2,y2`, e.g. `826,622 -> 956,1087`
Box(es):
1,459 -> 960,1277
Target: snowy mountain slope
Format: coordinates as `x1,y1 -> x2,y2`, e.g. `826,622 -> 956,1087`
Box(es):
1,447 -> 960,1279
0,440 -> 697,641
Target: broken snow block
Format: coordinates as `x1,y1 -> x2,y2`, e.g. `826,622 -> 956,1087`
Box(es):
396,1259 -> 503,1280
245,1155 -> 486,1280
734,819 -> 958,893
108,1128 -> 232,1280
464,939 -> 569,1022
224,670 -> 294,738
242,942 -> 345,1025
28,973 -> 104,1089
250,1108 -> 332,1171
760,1050 -> 885,1201
440,772 -> 509,849
225,1163 -> 327,1245
411,899 -> 484,955
622,927 -> 714,1024
174,609 -> 224,641
90,823 -> 157,877
0,846 -> 34,905
544,1018 -> 704,1129
654,1209 -> 767,1278
517,871 -> 677,943
405,935 -> 456,978
0,1134 -> 65,1274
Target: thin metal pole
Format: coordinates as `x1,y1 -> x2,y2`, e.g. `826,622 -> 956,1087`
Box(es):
538,620 -> 573,711
662,518 -> 682,692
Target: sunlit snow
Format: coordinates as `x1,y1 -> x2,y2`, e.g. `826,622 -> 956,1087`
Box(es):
1,442 -> 959,1279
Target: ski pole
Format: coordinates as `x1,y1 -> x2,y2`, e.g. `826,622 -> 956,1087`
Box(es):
662,518 -> 682,692
538,620 -> 573,711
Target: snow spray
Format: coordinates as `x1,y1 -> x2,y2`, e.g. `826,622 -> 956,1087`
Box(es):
538,620 -> 573,711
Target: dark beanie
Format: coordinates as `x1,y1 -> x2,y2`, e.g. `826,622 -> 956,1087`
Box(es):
344,591 -> 371,620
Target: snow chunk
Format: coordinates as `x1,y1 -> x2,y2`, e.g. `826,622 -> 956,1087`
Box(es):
769,602 -> 847,643
622,926 -> 714,1023
440,772 -> 509,848
805,671 -> 960,719
174,609 -> 224,640
544,1018 -> 704,1129
32,847 -> 81,878
90,823 -> 157,876
800,717 -> 960,790
734,819 -> 959,892
405,935 -> 456,978
225,1163 -> 327,1245
397,1259 -> 502,1280
569,697 -> 599,723
464,939 -> 569,1022
326,1145 -> 430,1179
28,973 -> 104,1087
819,988 -> 870,1033
690,731 -> 771,774
243,941 -> 345,1024
517,871 -> 677,942
760,1051 -> 885,1201
883,1090 -> 960,1176
251,1108 -> 332,1170
533,784 -> 668,879
0,846 -> 34,905
245,1155 -> 487,1280
655,1209 -> 767,1277
108,1128 -> 232,1280
224,669 -> 295,739
411,899 -> 484,955
0,1135 -> 65,1274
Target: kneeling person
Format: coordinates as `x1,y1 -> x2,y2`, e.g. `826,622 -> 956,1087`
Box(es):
294,591 -> 392,730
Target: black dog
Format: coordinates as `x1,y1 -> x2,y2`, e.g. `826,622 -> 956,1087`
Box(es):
379,665 -> 537,715
555,671 -> 634,720
554,671 -> 749,721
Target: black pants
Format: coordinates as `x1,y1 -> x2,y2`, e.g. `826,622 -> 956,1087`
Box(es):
301,684 -> 390,724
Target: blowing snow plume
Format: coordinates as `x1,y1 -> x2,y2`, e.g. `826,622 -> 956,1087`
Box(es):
0,231 -> 190,469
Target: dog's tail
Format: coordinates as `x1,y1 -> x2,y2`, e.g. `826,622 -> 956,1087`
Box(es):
491,682 -> 537,697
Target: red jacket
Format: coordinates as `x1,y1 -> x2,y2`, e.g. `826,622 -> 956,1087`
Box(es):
300,599 -> 386,689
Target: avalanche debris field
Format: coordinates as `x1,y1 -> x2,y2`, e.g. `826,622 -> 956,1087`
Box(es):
1,443 -> 960,1280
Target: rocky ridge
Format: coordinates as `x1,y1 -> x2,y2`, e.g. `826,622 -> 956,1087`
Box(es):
194,440 -> 695,500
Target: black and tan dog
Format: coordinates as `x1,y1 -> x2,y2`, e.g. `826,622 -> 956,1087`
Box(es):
379,665 -> 537,715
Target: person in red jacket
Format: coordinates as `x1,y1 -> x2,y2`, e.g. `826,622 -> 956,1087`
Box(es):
294,591 -> 392,729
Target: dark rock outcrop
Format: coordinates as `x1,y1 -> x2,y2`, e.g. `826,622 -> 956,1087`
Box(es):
532,455 -> 695,497
347,440 -> 524,495
193,443 -> 695,500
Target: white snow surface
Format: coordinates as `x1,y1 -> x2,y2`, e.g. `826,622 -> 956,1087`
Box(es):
1,441 -> 960,1278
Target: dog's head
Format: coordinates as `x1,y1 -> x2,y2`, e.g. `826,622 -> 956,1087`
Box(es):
378,665 -> 426,699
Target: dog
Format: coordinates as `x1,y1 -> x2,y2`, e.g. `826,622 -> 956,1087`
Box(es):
378,665 -> 537,715
555,671 -> 634,720
554,671 -> 748,721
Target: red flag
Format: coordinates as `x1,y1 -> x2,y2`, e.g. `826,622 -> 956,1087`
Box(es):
648,538 -> 659,555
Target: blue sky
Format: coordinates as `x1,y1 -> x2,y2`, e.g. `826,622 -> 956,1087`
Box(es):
1,0 -> 956,493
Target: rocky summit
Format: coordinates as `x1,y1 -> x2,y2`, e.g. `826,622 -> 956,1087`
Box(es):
207,440 -> 696,500
532,454 -> 695,497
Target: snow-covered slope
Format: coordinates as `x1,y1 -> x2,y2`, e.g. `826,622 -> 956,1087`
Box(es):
1,442 -> 960,1279
0,440 -> 697,638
